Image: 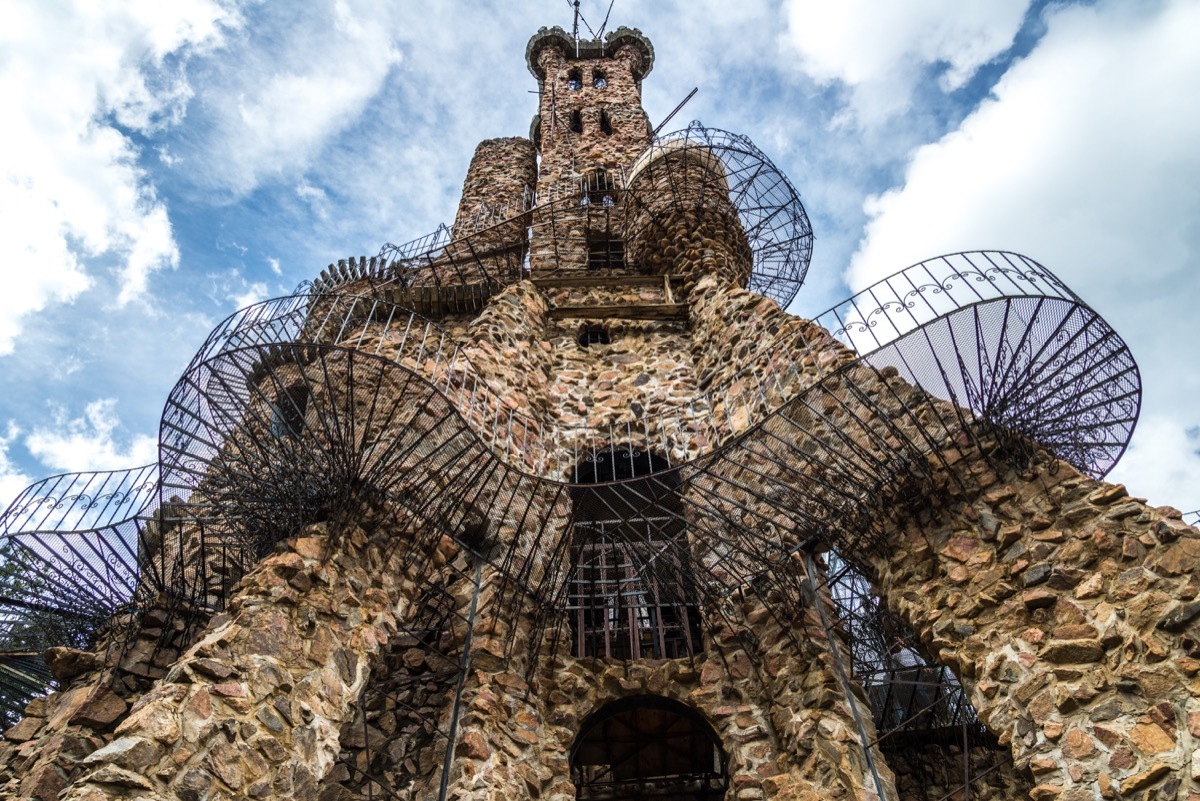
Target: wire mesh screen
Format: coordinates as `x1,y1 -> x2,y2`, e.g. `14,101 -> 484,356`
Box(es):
0,244 -> 1139,746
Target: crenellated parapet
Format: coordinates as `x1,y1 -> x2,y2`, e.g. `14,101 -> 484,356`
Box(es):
525,26 -> 654,84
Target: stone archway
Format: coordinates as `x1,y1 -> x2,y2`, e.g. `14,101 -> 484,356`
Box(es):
570,695 -> 727,801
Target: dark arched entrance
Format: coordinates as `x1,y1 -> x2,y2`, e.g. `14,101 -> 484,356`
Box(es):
571,696 -> 728,801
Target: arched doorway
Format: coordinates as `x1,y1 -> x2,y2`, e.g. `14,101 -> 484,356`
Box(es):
571,696 -> 728,800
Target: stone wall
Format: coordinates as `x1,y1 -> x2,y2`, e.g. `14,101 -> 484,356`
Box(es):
452,138 -> 537,236
437,555 -> 897,801
0,598 -> 193,801
530,37 -> 651,277
625,149 -> 753,290
543,316 -> 699,464
874,453 -> 1200,800
533,42 -> 650,186
53,518 -> 435,801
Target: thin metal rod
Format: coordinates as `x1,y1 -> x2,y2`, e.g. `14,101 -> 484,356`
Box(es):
438,559 -> 483,801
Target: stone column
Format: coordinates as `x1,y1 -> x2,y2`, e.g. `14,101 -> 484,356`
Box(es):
874,454 -> 1200,800
60,521 -> 416,801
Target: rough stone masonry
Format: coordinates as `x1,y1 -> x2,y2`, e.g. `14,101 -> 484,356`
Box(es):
1,19 -> 1194,801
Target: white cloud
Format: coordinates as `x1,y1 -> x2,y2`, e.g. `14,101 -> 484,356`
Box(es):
846,0 -> 1200,510
230,282 -> 269,310
187,0 -> 405,195
781,0 -> 1030,121
25,399 -> 157,474
0,0 -> 239,352
0,424 -> 33,514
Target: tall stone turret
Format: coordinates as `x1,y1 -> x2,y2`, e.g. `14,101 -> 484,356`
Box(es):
0,18 -> 1192,801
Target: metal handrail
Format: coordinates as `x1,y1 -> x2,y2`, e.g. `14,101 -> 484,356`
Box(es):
175,250 -> 1138,482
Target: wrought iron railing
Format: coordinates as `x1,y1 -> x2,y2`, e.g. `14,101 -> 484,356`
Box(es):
0,238 -> 1139,751
316,125 -> 812,307
179,251 -> 1138,482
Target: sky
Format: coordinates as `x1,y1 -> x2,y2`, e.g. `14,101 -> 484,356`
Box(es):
1,0 -> 1198,515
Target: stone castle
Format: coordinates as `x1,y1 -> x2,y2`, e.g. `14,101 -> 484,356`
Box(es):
1,20 -> 1197,801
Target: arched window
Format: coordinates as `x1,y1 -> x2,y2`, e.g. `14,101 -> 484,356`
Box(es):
270,383 -> 309,438
567,68 -> 583,91
592,69 -> 607,89
571,697 -> 727,801
567,449 -> 702,659
570,109 -> 583,134
599,109 -> 613,136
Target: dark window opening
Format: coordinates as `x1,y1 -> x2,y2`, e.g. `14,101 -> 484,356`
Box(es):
568,69 -> 583,91
592,69 -> 607,89
270,383 -> 309,438
587,238 -> 625,271
599,109 -> 613,136
578,325 -> 611,348
570,109 -> 583,134
568,449 -> 703,660
571,697 -> 727,801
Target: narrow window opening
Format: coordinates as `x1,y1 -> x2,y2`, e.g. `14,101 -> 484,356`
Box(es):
572,697 -> 727,801
599,109 -> 613,136
592,69 -> 607,89
570,109 -> 583,134
578,325 -> 611,348
567,449 -> 703,660
567,68 -> 582,91
587,237 -> 624,271
270,383 -> 309,438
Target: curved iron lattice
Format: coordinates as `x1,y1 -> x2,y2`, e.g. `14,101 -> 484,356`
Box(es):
0,465 -> 164,721
0,654 -> 54,730
156,251 -> 1138,640
0,250 -> 1139,748
337,125 -> 811,306
626,123 -> 813,306
827,252 -> 1140,477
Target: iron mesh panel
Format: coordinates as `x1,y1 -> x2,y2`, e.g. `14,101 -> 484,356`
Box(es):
328,126 -> 812,306
0,251 -> 1140,741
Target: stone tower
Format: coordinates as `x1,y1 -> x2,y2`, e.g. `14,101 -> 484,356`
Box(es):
1,21 -> 1197,801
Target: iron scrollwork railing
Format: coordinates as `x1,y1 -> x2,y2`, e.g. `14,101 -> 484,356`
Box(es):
313,125 -> 813,308
0,247 -> 1140,751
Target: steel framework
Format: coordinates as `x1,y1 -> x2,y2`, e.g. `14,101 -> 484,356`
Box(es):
0,125 -> 1140,797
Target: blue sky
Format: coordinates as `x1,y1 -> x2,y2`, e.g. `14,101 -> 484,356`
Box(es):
2,0 -> 1199,514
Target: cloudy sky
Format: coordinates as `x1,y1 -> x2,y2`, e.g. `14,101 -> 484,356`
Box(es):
1,0 -> 1198,515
